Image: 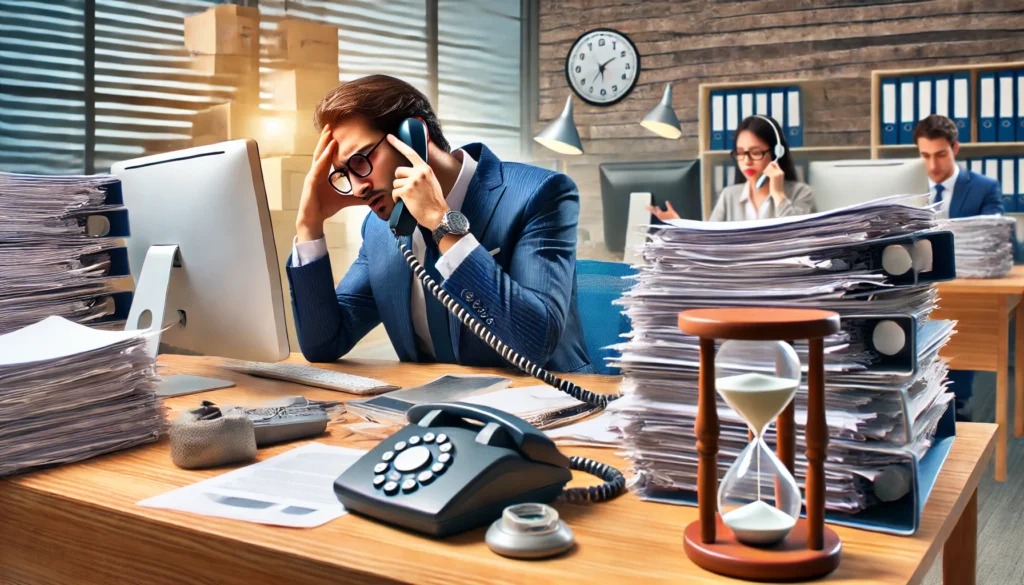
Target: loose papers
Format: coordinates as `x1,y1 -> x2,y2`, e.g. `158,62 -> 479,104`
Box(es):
937,215 -> 1015,278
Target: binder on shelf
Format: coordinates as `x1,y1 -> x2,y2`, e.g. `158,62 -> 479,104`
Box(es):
979,72 -> 997,142
1001,157 -> 1017,212
934,74 -> 951,118
725,91 -> 739,151
998,70 -> 1016,142
1018,157 -> 1024,212
984,158 -> 1000,184
1018,71 -> 1024,142
754,89 -> 769,116
785,86 -> 803,147
710,91 -> 725,151
740,90 -> 754,121
968,158 -> 983,175
713,164 -> 725,197
917,75 -> 933,120
769,88 -> 786,129
958,160 -> 968,172
952,72 -> 971,142
725,164 -> 737,186
899,76 -> 916,144
882,78 -> 899,145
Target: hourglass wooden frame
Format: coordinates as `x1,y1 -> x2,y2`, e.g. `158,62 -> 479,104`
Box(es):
678,307 -> 842,582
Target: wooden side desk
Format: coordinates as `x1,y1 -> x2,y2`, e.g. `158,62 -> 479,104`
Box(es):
0,356 -> 997,585
932,265 -> 1024,482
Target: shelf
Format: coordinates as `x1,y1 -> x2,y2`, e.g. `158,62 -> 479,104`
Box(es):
870,61 -> 1024,78
876,142 -> 1024,157
702,146 -> 870,156
698,77 -> 812,91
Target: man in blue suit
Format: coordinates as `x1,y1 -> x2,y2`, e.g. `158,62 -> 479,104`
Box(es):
914,115 -> 1004,421
286,75 -> 594,374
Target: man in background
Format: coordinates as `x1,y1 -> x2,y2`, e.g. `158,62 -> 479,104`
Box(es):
913,114 -> 1004,421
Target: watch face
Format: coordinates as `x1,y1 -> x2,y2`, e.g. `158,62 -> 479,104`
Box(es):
565,28 -> 640,106
446,211 -> 470,234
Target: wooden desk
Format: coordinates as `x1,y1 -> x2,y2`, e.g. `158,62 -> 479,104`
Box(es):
0,355 -> 996,585
933,265 -> 1024,481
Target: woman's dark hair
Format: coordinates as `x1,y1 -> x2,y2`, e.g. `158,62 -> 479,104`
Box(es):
733,115 -> 798,183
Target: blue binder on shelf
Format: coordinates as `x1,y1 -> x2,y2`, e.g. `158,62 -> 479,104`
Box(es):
785,86 -> 802,147
754,89 -> 769,116
1018,71 -> 1024,142
769,87 -> 786,129
979,72 -> 997,142
969,158 -> 983,174
917,75 -> 933,120
724,91 -> 739,151
899,76 -> 916,144
710,91 -> 725,151
934,74 -> 951,118
740,90 -> 754,121
1001,157 -> 1017,212
952,72 -> 972,142
998,70 -> 1016,142
881,77 -> 899,145
1018,157 -> 1024,212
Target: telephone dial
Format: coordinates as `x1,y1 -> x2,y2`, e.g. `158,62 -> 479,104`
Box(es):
334,120 -> 625,538
334,402 -> 624,537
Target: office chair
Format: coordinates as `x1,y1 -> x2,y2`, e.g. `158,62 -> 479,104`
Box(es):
575,260 -> 637,375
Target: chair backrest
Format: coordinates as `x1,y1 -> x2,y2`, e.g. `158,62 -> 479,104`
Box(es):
575,259 -> 637,375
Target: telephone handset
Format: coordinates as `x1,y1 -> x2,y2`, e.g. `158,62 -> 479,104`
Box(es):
333,401 -> 624,536
387,118 -> 615,410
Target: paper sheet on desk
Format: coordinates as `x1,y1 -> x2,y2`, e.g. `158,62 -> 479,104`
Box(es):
138,443 -> 365,528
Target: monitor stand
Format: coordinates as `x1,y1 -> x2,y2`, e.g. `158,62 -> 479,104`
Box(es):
126,244 -> 235,397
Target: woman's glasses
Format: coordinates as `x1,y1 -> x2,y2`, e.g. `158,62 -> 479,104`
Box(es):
328,135 -> 387,195
731,148 -> 768,162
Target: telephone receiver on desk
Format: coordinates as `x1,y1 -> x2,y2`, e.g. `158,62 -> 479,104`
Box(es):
333,401 -> 623,537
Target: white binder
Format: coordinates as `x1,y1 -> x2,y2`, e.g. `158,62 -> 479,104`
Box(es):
934,76 -> 950,118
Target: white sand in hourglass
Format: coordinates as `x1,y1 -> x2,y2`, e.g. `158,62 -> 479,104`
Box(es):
717,372 -> 799,546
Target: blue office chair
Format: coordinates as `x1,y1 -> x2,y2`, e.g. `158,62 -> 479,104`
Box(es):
576,260 -> 637,375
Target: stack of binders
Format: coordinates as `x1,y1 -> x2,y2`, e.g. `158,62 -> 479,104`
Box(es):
977,69 -> 1024,143
710,86 -> 802,151
881,73 -> 972,145
608,195 -> 958,535
0,172 -> 132,335
962,157 -> 1024,213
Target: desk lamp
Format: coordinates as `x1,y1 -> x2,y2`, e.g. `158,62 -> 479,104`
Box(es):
534,96 -> 584,155
640,83 -> 682,139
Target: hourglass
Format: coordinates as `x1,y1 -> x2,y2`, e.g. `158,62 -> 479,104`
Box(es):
678,307 -> 843,582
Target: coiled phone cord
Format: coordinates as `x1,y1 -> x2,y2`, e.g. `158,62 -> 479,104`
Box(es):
397,239 -> 619,409
398,238 -> 626,502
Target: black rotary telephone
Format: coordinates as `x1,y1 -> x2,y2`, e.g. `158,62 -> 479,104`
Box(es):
334,119 -> 624,538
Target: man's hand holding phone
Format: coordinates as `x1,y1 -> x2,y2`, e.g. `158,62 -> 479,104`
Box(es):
387,134 -> 448,231
296,126 -> 363,242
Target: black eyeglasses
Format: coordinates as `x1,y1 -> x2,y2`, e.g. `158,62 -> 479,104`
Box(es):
329,135 -> 387,195
731,148 -> 768,161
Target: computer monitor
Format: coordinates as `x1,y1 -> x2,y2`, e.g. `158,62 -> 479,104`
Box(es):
808,158 -> 930,212
112,139 -> 289,395
599,160 -> 701,253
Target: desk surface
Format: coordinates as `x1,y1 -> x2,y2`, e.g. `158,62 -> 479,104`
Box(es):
935,265 -> 1024,294
0,355 -> 997,585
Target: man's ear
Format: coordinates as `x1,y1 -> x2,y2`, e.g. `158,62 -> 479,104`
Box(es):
951,141 -> 960,158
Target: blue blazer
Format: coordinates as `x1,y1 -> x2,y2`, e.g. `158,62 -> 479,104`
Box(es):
286,143 -> 595,374
948,168 -> 1003,218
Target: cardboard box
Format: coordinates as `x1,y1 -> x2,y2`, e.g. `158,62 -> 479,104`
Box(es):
190,102 -> 262,147
262,155 -> 310,211
184,4 -> 260,57
267,66 -> 339,110
258,109 -> 319,157
267,18 -> 338,67
189,54 -> 258,75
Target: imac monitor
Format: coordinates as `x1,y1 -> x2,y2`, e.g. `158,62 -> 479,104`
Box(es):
112,139 -> 289,395
599,160 -> 701,253
808,158 -> 930,212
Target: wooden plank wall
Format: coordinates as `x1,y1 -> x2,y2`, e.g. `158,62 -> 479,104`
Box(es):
537,0 -> 1024,260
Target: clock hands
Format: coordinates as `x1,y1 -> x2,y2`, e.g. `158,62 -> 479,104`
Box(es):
591,56 -> 617,84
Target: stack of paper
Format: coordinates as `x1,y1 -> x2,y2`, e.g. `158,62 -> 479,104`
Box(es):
937,215 -> 1015,278
0,172 -> 131,335
346,374 -> 512,426
607,196 -> 956,527
463,385 -> 601,429
0,316 -> 165,477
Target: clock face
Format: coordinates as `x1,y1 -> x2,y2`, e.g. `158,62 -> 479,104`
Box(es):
565,28 -> 640,106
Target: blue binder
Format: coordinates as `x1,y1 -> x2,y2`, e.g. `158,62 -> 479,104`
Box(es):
899,76 -> 916,144
754,88 -> 769,116
881,78 -> 899,145
710,91 -> 725,151
979,72 -> 997,142
952,72 -> 971,142
1018,157 -> 1024,212
769,88 -> 786,129
933,74 -> 951,118
1001,157 -> 1017,212
1017,71 -> 1024,142
917,75 -> 933,120
785,86 -> 802,147
724,91 -> 739,151
998,70 -> 1016,142
740,90 -> 754,121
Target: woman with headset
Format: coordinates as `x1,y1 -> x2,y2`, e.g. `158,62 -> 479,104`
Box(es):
649,115 -> 815,221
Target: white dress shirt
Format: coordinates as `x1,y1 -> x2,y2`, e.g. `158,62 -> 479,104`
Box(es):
928,164 -> 959,217
741,181 -> 773,221
292,149 -> 480,358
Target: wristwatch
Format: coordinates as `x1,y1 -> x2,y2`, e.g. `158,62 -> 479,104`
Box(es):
432,210 -> 470,245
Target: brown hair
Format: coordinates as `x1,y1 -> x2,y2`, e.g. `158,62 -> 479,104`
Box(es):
912,115 -> 959,145
313,74 -> 450,152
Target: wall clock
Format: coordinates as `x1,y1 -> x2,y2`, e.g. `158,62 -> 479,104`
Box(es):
565,28 -> 640,106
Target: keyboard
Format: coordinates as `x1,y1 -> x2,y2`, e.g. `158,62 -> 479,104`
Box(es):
223,360 -> 400,395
